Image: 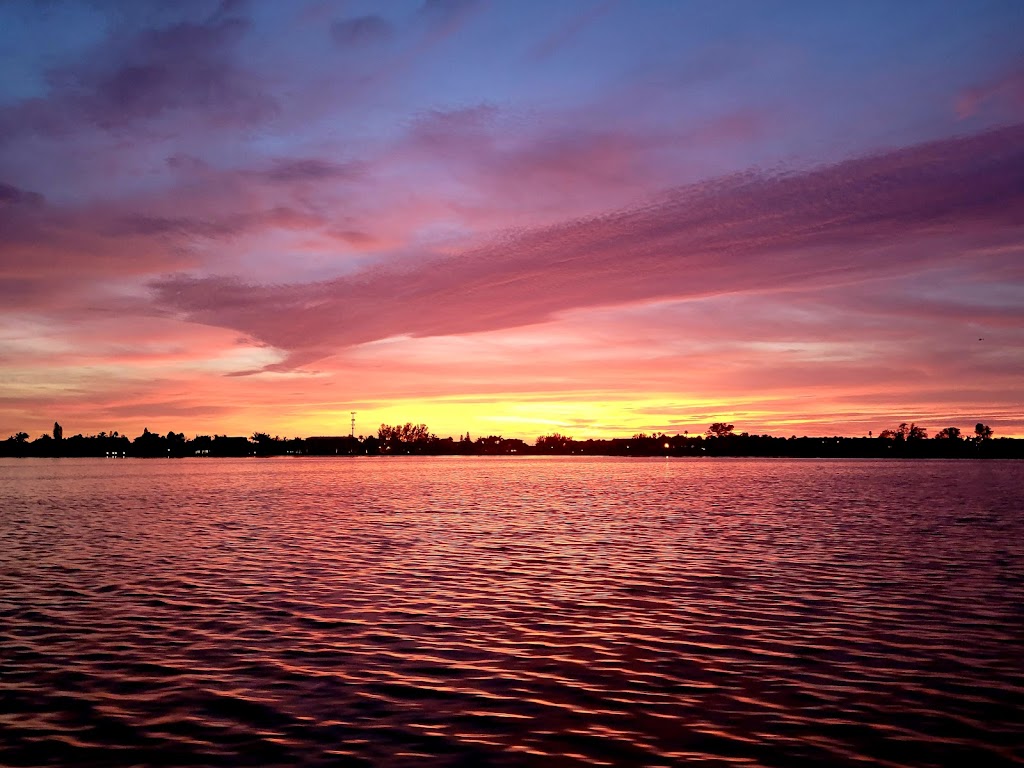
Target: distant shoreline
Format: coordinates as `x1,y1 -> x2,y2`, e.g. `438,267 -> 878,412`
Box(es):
3,454 -> 1022,461
3,434 -> 1021,460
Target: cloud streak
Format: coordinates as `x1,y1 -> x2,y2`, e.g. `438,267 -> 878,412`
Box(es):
331,15 -> 393,47
152,124 -> 1024,369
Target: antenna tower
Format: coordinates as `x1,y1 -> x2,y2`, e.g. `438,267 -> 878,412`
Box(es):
350,412 -> 356,438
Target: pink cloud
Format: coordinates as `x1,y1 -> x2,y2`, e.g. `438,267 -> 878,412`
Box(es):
150,123 -> 1024,370
4,291 -> 1020,440
0,147 -> 375,306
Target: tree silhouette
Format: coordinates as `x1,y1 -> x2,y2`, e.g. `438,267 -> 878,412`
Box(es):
53,422 -> 63,440
2,420 -> 1021,459
536,433 -> 574,452
705,422 -> 735,438
906,423 -> 927,440
378,423 -> 435,453
880,422 -> 927,441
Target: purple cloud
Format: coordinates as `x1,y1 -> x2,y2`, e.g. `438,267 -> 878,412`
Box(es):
0,182 -> 44,208
1,14 -> 273,140
257,158 -> 364,184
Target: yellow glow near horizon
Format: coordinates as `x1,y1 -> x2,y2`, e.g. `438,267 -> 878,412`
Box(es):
287,397 -> 699,441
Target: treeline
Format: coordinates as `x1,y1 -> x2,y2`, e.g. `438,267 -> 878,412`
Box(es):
1,421 -> 1020,459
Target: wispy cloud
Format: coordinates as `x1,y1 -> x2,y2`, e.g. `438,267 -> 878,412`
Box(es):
330,14 -> 393,47
956,62 -> 1024,120
530,0 -> 617,61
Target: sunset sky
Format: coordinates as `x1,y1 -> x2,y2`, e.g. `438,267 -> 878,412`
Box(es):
2,0 -> 1023,442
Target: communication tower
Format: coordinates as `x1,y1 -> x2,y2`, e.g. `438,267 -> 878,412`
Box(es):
350,412 -> 356,438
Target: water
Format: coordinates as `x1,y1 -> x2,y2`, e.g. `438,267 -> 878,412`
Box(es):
1,457 -> 1022,767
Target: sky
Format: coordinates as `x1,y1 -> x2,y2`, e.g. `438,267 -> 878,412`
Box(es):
1,0 -> 1023,442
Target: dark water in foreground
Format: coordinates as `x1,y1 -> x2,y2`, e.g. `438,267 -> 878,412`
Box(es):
1,457 -> 1022,767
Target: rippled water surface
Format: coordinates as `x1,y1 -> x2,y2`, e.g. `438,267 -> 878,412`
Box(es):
2,457 -> 1023,767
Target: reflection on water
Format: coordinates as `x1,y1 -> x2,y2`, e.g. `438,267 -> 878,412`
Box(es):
1,457 -> 1022,767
